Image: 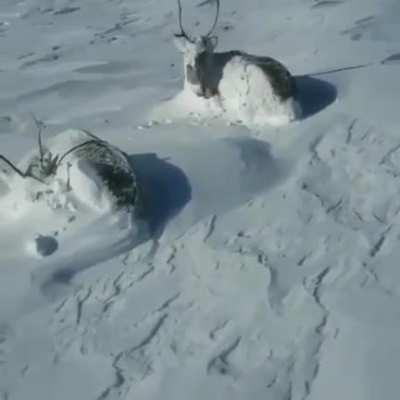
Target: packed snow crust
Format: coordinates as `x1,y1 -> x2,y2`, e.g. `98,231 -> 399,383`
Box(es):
1,0 -> 400,399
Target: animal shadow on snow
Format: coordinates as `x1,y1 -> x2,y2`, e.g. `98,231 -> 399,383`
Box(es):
128,153 -> 192,238
295,76 -> 337,119
39,155 -> 191,296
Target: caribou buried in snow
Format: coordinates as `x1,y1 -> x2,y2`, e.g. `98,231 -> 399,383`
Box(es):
174,0 -> 301,126
0,127 -> 143,213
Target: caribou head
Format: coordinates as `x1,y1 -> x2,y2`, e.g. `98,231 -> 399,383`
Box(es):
174,0 -> 220,97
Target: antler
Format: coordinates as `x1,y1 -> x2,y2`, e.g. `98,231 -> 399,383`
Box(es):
0,154 -> 45,184
56,139 -> 107,167
205,0 -> 220,37
175,0 -> 195,42
0,155 -> 26,179
31,113 -> 46,168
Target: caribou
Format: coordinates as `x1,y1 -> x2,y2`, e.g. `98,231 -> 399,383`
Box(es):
174,0 -> 301,126
0,125 -> 143,213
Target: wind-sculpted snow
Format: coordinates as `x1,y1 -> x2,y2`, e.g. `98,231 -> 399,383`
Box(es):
1,0 -> 400,399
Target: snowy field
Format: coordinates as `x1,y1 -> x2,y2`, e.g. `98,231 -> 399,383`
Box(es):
1,0 -> 400,399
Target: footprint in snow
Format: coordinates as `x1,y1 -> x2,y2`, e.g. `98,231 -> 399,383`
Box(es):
311,1 -> 344,9
0,21 -> 10,36
53,7 -> 80,16
19,53 -> 60,70
341,16 -> 376,41
381,53 -> 400,65
27,235 -> 59,258
0,116 -> 12,134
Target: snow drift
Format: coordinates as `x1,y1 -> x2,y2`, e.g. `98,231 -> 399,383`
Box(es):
0,129 -> 148,267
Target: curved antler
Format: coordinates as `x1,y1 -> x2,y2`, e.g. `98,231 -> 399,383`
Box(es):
175,0 -> 195,43
0,155 -> 26,179
56,139 -> 107,167
205,0 -> 220,37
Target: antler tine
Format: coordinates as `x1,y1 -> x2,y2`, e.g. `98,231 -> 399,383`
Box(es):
0,154 -> 45,184
0,155 -> 26,179
176,0 -> 194,42
56,139 -> 107,167
205,0 -> 220,37
31,113 -> 45,167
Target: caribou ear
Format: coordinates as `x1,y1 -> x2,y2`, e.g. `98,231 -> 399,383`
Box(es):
174,35 -> 188,52
209,36 -> 218,50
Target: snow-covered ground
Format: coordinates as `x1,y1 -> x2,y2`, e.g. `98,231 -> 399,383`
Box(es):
1,0 -> 400,399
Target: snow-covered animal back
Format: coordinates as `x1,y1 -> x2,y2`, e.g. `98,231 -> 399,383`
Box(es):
172,0 -> 301,127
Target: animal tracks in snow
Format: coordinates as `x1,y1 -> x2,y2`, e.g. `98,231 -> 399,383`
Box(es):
341,16 -> 376,41
1,0 -> 400,399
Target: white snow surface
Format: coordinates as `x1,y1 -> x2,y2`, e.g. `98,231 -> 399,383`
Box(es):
1,0 -> 400,399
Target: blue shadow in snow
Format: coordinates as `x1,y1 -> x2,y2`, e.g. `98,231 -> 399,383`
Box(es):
128,153 -> 192,239
39,153 -> 191,294
295,75 -> 337,119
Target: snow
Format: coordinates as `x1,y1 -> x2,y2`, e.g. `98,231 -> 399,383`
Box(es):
1,0 -> 400,399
